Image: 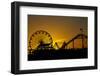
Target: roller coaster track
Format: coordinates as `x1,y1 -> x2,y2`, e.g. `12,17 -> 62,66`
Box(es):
55,34 -> 87,49
61,34 -> 87,49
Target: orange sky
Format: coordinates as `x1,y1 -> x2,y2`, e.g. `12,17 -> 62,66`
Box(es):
28,15 -> 88,49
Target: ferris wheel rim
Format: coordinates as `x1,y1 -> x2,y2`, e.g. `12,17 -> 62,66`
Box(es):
28,30 -> 53,50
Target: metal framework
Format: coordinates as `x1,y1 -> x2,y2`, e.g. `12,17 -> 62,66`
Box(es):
59,34 -> 87,49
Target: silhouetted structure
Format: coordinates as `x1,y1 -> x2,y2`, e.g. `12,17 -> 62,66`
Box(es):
28,48 -> 87,60
60,34 -> 87,49
37,40 -> 53,50
28,30 -> 88,61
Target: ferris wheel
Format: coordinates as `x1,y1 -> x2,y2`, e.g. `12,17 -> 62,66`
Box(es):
28,30 -> 53,51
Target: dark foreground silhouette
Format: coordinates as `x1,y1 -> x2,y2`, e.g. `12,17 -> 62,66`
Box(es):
28,48 -> 88,61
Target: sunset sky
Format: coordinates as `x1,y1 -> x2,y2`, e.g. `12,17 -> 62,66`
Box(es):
28,15 -> 88,49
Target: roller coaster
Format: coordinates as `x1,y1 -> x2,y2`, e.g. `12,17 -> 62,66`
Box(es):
55,34 -> 87,49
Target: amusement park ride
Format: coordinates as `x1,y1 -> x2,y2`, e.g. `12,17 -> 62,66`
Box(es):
28,28 -> 87,55
28,30 -> 53,54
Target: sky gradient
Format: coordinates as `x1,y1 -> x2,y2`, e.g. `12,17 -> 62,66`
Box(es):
28,15 -> 88,49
